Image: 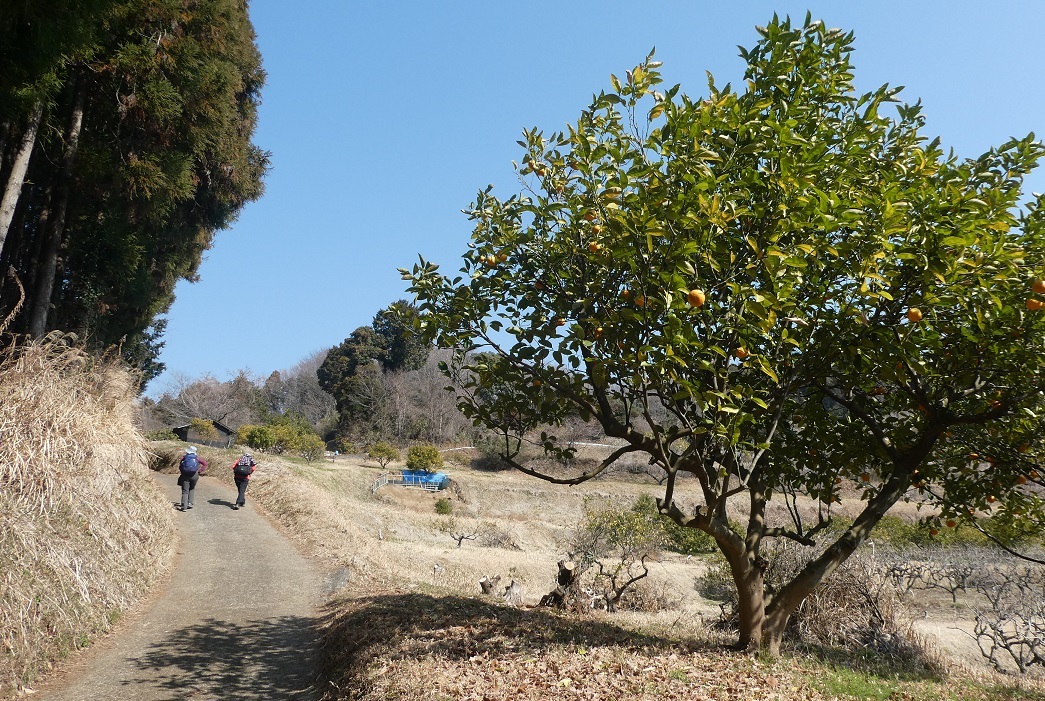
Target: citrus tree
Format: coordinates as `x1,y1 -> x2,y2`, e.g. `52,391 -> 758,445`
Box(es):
405,444 -> 444,472
367,441 -> 400,468
404,16 -> 1045,653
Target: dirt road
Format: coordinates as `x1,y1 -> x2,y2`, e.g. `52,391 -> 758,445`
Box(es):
39,472 -> 323,701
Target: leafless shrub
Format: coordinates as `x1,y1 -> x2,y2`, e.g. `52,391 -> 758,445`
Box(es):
970,559 -> 1045,674
478,523 -> 522,551
431,515 -> 487,548
0,337 -> 174,695
611,577 -> 678,613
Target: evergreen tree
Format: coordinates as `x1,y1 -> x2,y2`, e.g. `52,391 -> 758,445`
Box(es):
0,0 -> 267,384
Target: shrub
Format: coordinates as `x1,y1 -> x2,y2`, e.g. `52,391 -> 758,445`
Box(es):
144,428 -> 178,441
479,523 -> 522,550
406,444 -> 444,472
563,495 -> 667,612
189,417 -> 218,441
434,498 -> 453,515
298,433 -> 326,462
238,424 -> 275,452
367,442 -> 400,468
268,424 -> 300,454
631,493 -> 716,554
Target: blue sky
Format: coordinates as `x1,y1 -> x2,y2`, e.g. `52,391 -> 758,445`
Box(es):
149,1 -> 1045,394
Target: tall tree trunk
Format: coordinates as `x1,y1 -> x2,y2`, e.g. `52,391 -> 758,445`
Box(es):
0,100 -> 44,259
29,84 -> 84,337
0,120 -> 10,170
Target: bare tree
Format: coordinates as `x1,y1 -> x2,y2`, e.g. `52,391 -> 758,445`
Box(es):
156,371 -> 261,427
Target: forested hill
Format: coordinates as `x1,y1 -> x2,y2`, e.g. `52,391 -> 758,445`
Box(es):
0,0 -> 267,386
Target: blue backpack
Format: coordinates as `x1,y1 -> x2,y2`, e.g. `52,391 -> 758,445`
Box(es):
181,453 -> 200,473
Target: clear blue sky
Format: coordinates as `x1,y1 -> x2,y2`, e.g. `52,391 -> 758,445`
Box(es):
149,1 -> 1045,394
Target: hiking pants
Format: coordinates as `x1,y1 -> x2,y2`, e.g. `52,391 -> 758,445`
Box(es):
234,477 -> 249,506
180,471 -> 200,509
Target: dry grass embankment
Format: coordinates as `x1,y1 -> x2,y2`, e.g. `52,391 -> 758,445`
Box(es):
0,338 -> 174,698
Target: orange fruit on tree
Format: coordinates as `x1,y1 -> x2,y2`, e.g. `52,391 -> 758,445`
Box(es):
687,289 -> 706,307
555,317 -> 566,327
1016,475 -> 1028,485
532,378 -> 542,387
987,495 -> 996,503
634,295 -> 646,307
588,241 -> 603,253
1027,298 -> 1043,311
593,327 -> 604,339
592,224 -> 603,235
929,528 -> 939,536
860,472 -> 871,482
497,252 -> 508,262
584,210 -> 597,221
1033,279 -> 1045,294
734,346 -> 749,360
906,307 -> 923,322
946,519 -> 957,528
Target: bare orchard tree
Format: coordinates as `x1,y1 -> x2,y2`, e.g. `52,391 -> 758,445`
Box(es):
155,370 -> 261,427
971,560 -> 1045,674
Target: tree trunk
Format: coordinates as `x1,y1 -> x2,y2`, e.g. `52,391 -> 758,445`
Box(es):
29,82 -> 84,337
0,100 -> 43,259
726,548 -> 767,651
759,474 -> 913,655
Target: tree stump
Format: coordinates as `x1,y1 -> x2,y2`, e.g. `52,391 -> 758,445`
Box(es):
503,579 -> 524,606
557,560 -> 577,587
479,575 -> 501,596
540,560 -> 579,608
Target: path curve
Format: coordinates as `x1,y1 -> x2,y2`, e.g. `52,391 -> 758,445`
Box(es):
39,472 -> 323,701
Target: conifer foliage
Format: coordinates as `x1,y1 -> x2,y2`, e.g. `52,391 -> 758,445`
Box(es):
0,0 -> 268,386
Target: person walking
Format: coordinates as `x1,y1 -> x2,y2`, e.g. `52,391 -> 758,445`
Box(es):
230,452 -> 257,510
177,446 -> 208,511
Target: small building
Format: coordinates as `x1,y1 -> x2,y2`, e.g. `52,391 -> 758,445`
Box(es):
171,420 -> 236,449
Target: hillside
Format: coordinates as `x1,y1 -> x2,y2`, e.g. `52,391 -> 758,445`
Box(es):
1,340 -> 174,698
195,445 -> 1045,700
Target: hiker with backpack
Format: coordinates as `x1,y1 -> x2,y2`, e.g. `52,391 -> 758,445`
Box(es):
177,446 -> 208,511
230,453 -> 257,510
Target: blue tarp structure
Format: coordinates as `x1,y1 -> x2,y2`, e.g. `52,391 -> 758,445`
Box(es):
400,469 -> 449,490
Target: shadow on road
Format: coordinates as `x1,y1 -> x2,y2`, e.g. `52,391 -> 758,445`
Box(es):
128,615 -> 319,700
207,497 -> 237,509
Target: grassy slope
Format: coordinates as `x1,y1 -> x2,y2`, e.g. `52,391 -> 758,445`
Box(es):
186,445 -> 1045,701
1,342 -> 174,698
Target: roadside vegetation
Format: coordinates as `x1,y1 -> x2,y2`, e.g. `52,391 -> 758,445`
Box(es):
0,338 -> 173,698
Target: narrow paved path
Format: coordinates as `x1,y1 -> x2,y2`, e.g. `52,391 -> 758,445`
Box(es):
40,472 -> 323,701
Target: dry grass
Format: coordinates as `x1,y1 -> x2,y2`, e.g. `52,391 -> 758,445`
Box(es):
0,337 -> 174,698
